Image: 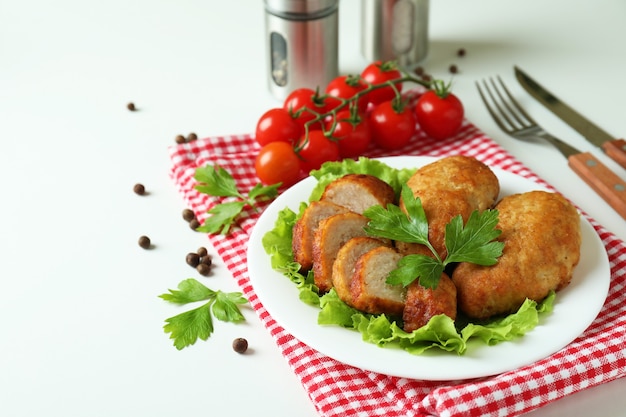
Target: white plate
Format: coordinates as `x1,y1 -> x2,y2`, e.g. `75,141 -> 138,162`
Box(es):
247,156 -> 611,380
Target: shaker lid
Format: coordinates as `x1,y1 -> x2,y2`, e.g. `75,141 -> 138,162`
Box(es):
264,0 -> 339,19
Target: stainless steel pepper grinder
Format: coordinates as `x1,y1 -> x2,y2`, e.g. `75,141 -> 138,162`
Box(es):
361,0 -> 430,69
264,0 -> 339,100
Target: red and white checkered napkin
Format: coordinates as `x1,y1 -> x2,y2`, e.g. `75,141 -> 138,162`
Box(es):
169,122 -> 626,417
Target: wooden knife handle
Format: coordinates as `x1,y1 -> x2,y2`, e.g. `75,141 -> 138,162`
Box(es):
568,152 -> 626,220
602,138 -> 626,169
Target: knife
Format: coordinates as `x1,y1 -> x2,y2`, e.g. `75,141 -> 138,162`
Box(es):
514,66 -> 626,169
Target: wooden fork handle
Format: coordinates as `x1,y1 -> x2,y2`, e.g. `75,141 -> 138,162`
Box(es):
602,138 -> 626,170
568,152 -> 626,220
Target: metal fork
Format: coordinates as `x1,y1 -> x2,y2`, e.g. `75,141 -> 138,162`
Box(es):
476,76 -> 626,220
476,77 -> 582,156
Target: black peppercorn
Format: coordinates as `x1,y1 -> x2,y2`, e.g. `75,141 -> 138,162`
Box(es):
182,208 -> 195,222
232,338 -> 248,354
200,257 -> 212,268
449,64 -> 458,74
138,235 -> 151,249
186,252 -> 200,268
197,263 -> 211,276
189,219 -> 200,231
133,183 -> 146,195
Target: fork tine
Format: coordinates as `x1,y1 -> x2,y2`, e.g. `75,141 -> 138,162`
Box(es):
477,78 -> 522,132
475,79 -> 512,133
492,76 -> 538,127
486,77 -> 526,129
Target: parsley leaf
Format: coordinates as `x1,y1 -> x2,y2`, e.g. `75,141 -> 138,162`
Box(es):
163,303 -> 214,350
364,185 -> 439,259
387,254 -> 444,288
193,165 -> 280,235
444,209 -> 503,265
194,165 -> 241,197
363,184 -> 504,289
248,183 -> 280,202
159,278 -> 248,350
197,201 -> 246,235
159,278 -> 215,304
212,291 -> 247,322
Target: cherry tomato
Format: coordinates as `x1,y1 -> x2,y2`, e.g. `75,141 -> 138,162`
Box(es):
415,89 -> 464,140
296,130 -> 340,174
326,110 -> 372,158
255,108 -> 302,147
254,141 -> 302,187
283,88 -> 328,131
360,61 -> 403,106
324,75 -> 368,113
369,100 -> 417,150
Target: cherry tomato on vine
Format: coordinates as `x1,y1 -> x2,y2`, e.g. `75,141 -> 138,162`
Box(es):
360,61 -> 403,106
254,141 -> 302,187
296,130 -> 340,174
369,99 -> 417,150
414,82 -> 464,140
283,87 -> 328,131
325,110 -> 372,158
325,75 -> 369,113
255,108 -> 302,147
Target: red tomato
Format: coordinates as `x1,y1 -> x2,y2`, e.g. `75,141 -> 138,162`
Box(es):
324,75 -> 368,113
254,141 -> 302,187
415,89 -> 464,140
326,110 -> 372,158
296,130 -> 340,174
255,108 -> 302,147
283,87 -> 328,131
360,61 -> 403,106
369,100 -> 417,150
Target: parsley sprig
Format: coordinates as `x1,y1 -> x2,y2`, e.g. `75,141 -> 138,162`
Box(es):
159,278 -> 248,350
364,184 -> 504,289
194,165 -> 280,234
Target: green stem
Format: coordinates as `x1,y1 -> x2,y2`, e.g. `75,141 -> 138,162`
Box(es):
293,71 -> 435,153
425,241 -> 443,264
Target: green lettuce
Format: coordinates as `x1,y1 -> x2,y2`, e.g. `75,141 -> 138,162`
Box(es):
261,204 -> 320,306
261,157 -> 555,355
317,289 -> 554,355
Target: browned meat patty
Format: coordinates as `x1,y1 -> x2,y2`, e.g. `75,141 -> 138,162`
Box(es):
292,200 -> 350,271
320,173 -> 395,214
402,272 -> 457,332
312,212 -> 370,293
332,237 -> 391,309
452,190 -> 581,319
350,246 -> 406,316
396,155 -> 500,259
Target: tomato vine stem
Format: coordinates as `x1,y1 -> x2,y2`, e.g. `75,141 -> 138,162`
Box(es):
292,70 -> 437,153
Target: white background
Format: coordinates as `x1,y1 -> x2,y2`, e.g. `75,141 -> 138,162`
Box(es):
1,0 -> 625,416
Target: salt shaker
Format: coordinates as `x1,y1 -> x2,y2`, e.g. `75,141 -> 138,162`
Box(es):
264,0 -> 339,100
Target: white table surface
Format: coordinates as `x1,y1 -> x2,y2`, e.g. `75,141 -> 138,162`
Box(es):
1,1 -> 625,416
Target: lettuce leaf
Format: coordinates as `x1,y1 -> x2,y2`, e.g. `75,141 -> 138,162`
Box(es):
316,289 -> 554,355
262,204 -> 320,307
261,157 -> 555,355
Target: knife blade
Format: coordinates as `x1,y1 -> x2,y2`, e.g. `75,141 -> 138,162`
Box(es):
514,66 -> 626,169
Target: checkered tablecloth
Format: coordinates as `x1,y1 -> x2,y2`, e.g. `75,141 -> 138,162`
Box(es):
168,117 -> 626,417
